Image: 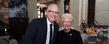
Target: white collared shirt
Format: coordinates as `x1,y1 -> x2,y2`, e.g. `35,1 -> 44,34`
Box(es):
45,18 -> 54,44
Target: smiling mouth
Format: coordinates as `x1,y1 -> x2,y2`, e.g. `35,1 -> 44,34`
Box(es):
51,16 -> 56,18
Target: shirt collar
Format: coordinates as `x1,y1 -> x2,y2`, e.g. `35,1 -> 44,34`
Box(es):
47,18 -> 52,25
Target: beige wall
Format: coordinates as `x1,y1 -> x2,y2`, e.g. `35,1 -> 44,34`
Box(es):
27,0 -> 88,30
95,0 -> 109,25
27,0 -> 38,22
70,0 -> 88,30
70,0 -> 80,29
57,0 -> 64,17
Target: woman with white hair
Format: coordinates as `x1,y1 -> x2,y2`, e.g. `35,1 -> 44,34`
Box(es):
56,13 -> 83,44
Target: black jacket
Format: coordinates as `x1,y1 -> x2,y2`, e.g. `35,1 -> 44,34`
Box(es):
56,29 -> 83,44
22,17 -> 59,44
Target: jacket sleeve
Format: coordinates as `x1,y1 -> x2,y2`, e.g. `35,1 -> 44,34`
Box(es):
76,32 -> 83,44
22,19 -> 38,44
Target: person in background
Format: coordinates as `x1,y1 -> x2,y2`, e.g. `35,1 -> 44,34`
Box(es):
22,4 -> 59,44
56,13 -> 83,44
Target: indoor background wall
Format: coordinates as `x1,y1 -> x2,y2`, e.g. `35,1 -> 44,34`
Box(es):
27,0 -> 37,22
27,0 -> 88,30
70,0 -> 88,30
95,0 -> 109,26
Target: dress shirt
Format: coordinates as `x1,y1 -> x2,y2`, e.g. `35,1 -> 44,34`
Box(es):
45,18 -> 54,44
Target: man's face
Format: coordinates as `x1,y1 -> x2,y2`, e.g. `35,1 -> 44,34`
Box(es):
62,17 -> 72,30
46,4 -> 59,23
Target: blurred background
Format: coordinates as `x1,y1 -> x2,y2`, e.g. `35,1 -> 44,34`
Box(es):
0,0 -> 109,44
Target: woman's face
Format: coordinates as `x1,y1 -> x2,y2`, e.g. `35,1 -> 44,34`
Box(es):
62,17 -> 72,30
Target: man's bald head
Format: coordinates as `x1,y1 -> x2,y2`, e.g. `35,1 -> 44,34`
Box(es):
47,4 -> 58,11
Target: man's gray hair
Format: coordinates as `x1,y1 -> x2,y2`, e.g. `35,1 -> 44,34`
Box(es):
62,13 -> 73,22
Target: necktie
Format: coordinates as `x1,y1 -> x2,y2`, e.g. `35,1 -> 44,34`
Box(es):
50,24 -> 53,44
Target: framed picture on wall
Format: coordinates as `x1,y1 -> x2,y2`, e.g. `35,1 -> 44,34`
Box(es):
8,0 -> 28,18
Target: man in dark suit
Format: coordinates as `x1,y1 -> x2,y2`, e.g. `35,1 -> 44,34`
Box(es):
22,4 -> 59,44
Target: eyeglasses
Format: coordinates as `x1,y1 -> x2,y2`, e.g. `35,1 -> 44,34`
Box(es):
47,10 -> 59,14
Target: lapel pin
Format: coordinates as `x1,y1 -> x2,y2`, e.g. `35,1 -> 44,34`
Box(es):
69,33 -> 72,36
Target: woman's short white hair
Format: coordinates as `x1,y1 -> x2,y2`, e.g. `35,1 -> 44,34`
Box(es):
62,13 -> 73,22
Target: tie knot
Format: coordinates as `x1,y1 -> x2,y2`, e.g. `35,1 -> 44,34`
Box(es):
50,24 -> 52,27
50,24 -> 53,30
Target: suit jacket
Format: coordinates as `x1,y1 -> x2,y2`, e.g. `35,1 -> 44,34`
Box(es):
56,29 -> 83,44
22,17 -> 59,44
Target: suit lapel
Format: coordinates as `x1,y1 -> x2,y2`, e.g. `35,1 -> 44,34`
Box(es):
54,23 -> 57,38
54,22 -> 58,36
41,18 -> 47,43
52,22 -> 59,44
